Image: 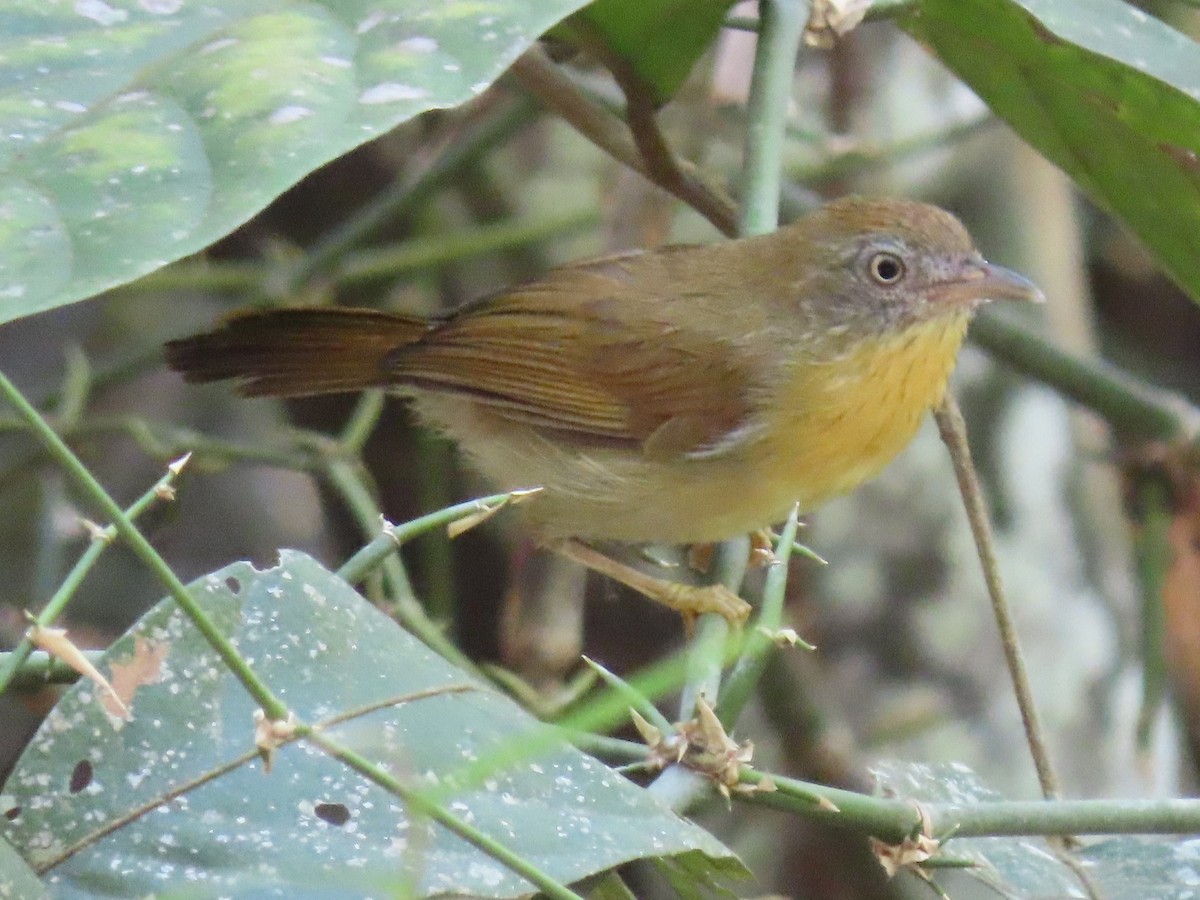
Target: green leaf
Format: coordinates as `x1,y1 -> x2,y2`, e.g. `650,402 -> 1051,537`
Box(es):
0,551 -> 739,898
563,0 -> 738,103
1080,836 -> 1200,900
904,0 -> 1200,304
0,836 -> 48,900
872,760 -> 1200,898
0,0 -> 592,325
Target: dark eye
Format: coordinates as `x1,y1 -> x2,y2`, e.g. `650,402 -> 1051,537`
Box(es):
868,252 -> 905,285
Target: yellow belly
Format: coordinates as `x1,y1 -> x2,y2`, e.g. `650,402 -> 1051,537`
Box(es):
417,315 -> 970,543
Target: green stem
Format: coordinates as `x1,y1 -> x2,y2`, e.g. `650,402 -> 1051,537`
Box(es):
0,650 -> 97,688
685,0 -> 808,713
0,462 -> 183,695
338,390 -> 385,455
570,733 -> 1200,841
66,416 -> 315,469
743,770 -> 1200,841
335,492 -> 534,675
647,0 -> 808,815
680,539 -> 749,719
717,505 -> 803,723
0,371 -> 287,721
926,798 -> 1200,838
320,454 -> 417,605
971,309 -> 1198,442
788,115 -> 996,183
738,0 -> 808,237
582,656 -> 675,735
336,491 -> 523,583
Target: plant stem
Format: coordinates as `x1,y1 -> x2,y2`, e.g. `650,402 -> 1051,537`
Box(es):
572,732 -> 1200,840
509,48 -> 738,236
558,17 -> 740,237
0,650 -> 96,688
738,0 -> 807,236
647,0 -> 808,815
742,768 -> 1200,839
0,370 -> 288,721
0,461 -> 183,695
971,309 -> 1199,442
717,505 -> 804,723
935,396 -> 1062,802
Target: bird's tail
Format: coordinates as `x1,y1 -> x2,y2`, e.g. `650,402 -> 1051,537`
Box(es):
165,307 -> 429,397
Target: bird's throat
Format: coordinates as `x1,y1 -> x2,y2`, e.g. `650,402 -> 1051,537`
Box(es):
759,313 -> 971,510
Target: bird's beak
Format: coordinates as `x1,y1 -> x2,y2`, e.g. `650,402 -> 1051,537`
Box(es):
932,260 -> 1045,306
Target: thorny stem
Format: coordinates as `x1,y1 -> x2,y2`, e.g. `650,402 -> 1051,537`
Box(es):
0,461 -> 184,695
0,370 -> 288,722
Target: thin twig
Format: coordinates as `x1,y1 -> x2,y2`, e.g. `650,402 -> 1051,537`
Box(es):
559,18 -> 740,237
508,48 -> 738,237
934,394 -> 1062,801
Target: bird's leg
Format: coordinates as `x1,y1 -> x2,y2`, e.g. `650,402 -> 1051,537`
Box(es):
549,539 -> 752,624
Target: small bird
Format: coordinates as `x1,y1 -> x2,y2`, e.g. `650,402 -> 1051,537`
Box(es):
167,197 -> 1042,620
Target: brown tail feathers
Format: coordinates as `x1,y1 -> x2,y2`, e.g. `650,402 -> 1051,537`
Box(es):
165,307 -> 429,397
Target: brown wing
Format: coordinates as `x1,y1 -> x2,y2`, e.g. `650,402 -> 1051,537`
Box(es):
388,259 -> 760,460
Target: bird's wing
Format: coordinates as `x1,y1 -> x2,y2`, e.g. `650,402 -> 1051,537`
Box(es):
387,259 -> 761,460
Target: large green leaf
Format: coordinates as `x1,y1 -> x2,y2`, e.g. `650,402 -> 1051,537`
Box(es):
0,0 -> 592,325
0,551 -> 740,898
904,0 -> 1200,304
560,0 -> 738,103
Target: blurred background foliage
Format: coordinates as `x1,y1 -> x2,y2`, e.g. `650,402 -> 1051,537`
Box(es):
2,0 -> 1200,896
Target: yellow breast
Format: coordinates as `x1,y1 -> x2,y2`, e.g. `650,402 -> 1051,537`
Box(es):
754,314 -> 971,513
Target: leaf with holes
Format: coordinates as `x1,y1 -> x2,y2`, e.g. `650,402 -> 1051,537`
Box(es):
0,0 -> 592,324
0,552 -> 742,898
903,0 -> 1200,304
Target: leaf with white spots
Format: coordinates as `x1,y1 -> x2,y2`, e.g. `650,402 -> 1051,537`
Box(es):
903,0 -> 1200,304
873,761 -> 1200,898
0,552 -> 742,898
0,836 -> 48,900
0,0 -> 593,323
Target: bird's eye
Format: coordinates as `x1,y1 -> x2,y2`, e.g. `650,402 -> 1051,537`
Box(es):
868,251 -> 905,285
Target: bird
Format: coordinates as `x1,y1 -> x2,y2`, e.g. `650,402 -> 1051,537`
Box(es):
166,196 -> 1043,621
